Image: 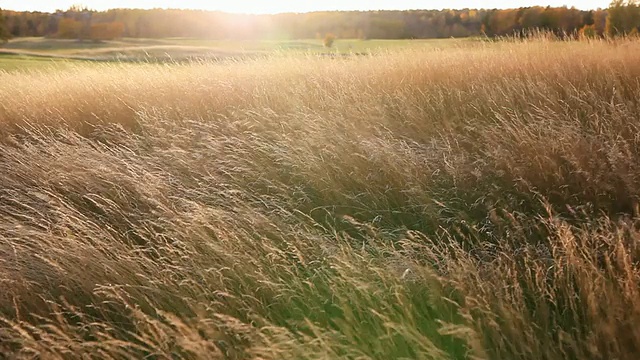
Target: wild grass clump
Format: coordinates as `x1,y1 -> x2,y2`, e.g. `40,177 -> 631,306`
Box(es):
1,37 -> 640,359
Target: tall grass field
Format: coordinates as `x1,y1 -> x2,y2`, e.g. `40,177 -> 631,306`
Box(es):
1,38 -> 640,359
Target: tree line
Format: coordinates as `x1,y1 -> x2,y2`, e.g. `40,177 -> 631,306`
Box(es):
1,2 -> 639,43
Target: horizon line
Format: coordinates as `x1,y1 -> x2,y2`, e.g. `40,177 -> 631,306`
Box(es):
2,5 -> 607,15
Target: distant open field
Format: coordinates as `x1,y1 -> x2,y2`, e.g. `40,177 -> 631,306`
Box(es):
1,38 -> 640,359
0,37 -> 468,71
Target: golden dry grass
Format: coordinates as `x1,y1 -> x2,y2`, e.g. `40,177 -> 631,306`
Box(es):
1,38 -> 640,359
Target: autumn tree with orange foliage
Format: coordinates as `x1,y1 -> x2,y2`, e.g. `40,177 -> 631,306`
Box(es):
55,18 -> 83,39
579,24 -> 598,38
89,22 -> 125,41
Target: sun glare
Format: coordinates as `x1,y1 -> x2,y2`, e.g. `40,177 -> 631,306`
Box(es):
222,3 -> 287,14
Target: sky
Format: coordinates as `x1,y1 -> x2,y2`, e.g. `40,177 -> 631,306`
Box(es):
1,1 -> 611,14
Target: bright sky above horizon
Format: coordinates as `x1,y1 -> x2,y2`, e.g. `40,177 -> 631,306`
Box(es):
1,1 -> 611,13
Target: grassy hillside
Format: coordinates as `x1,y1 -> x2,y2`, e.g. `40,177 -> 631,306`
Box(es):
1,38 -> 640,359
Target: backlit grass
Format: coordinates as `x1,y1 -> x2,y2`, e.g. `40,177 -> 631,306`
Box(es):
0,38 -> 639,359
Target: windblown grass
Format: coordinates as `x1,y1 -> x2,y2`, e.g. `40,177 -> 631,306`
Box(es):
1,38 -> 640,359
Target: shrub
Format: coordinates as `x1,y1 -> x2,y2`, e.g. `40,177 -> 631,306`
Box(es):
323,33 -> 336,48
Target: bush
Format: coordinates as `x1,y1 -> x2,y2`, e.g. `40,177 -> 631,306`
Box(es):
579,24 -> 598,38
323,33 -> 336,48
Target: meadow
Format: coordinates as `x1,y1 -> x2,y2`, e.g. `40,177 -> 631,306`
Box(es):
0,37 -> 467,70
1,37 -> 640,359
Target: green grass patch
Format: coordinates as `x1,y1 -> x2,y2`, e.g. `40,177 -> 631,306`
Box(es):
0,54 -> 84,72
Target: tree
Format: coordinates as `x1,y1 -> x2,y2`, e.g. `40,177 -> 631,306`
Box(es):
0,8 -> 10,44
607,0 -> 640,36
323,33 -> 336,48
584,10 -> 595,26
593,9 -> 608,35
89,22 -> 124,41
56,18 -> 83,39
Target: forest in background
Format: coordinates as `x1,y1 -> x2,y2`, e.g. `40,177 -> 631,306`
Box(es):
1,4 -> 636,42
